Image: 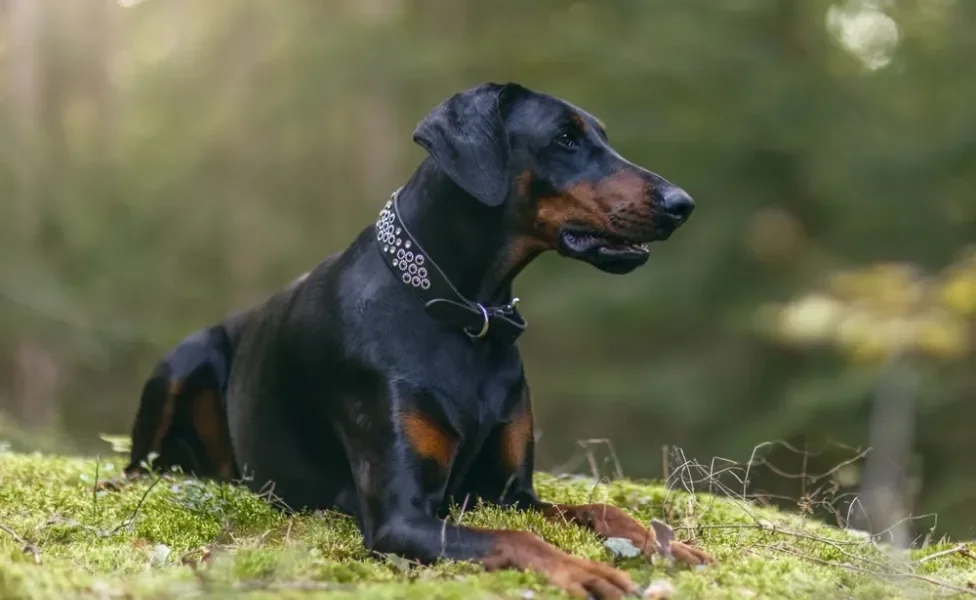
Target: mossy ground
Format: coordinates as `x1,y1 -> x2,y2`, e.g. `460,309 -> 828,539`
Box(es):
0,451 -> 972,599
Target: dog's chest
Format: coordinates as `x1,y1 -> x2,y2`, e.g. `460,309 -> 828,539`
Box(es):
385,331 -> 524,496
438,370 -> 521,493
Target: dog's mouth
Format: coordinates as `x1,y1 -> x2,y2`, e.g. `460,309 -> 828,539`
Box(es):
557,227 -> 658,274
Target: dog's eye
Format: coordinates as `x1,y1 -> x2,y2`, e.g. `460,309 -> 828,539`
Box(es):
553,133 -> 577,149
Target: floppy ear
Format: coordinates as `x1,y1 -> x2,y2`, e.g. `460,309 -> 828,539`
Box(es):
412,83 -> 519,207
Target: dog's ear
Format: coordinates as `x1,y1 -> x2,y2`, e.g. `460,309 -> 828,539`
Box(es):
413,83 -> 522,208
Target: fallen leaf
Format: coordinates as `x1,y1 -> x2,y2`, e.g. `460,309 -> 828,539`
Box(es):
98,434 -> 132,454
649,519 -> 675,558
93,478 -> 127,493
181,545 -> 214,570
383,553 -> 414,572
604,537 -> 641,558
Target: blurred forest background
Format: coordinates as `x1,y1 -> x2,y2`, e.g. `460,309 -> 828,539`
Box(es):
0,0 -> 974,540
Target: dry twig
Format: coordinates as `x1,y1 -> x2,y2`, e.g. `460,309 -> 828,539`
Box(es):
0,521 -> 40,563
918,544 -> 974,564
763,544 -> 976,597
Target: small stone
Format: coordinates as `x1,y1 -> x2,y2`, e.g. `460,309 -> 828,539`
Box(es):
642,579 -> 676,599
149,543 -> 171,566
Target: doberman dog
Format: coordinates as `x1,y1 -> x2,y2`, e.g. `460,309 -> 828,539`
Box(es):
115,83 -> 710,599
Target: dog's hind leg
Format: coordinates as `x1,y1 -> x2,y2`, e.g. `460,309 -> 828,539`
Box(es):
94,367 -> 178,491
125,369 -> 179,476
179,369 -> 237,481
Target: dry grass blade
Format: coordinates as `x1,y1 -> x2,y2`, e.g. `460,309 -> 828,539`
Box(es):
0,520 -> 41,563
656,441 -> 971,598
101,473 -> 164,537
763,544 -> 976,597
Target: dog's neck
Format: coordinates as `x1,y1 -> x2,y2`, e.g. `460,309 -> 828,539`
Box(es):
390,159 -> 539,306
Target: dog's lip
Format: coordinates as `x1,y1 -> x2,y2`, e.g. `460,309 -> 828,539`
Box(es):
556,227 -> 654,274
557,227 -> 661,257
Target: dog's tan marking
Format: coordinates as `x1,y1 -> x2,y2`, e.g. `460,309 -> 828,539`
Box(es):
500,392 -> 534,473
150,379 -> 180,451
190,386 -> 236,480
401,410 -> 459,470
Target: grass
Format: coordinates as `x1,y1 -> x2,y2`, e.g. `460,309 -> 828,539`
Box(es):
0,449 -> 973,599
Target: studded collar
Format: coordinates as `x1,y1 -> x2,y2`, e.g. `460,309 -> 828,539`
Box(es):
374,188 -> 527,344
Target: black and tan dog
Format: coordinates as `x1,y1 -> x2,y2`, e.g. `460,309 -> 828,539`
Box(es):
116,83 -> 710,599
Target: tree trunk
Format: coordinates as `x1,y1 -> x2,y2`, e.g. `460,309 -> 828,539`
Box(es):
8,0 -> 43,241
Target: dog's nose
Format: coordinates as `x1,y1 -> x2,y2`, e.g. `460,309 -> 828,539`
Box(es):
660,186 -> 694,223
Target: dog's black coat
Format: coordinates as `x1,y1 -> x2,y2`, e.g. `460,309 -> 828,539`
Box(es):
118,83 -> 709,599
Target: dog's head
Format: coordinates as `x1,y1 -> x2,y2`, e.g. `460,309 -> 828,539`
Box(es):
413,82 -> 694,275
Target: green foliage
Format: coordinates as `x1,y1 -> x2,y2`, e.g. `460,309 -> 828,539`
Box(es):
762,247 -> 976,361
1,453 -> 973,599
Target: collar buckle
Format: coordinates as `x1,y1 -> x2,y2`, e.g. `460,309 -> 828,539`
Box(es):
464,303 -> 490,339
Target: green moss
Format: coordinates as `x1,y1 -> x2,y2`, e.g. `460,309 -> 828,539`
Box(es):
0,452 -> 971,599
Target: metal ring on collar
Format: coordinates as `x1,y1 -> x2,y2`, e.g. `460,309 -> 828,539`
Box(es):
465,303 -> 490,339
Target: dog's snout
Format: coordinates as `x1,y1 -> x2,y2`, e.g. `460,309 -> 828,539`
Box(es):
660,186 -> 694,224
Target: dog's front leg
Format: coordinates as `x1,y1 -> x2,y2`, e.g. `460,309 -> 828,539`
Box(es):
335,402 -> 638,600
536,502 -> 714,567
484,381 -> 714,568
